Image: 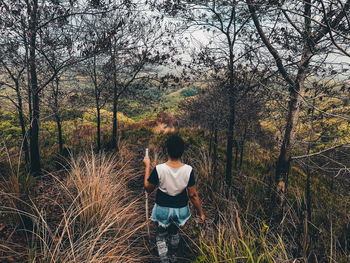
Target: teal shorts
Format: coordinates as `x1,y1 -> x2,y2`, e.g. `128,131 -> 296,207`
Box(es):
151,204 -> 191,228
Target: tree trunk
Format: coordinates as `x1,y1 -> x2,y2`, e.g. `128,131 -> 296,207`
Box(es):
225,100 -> 235,188
212,127 -> 218,178
274,86 -> 302,207
112,94 -> 118,150
28,0 -> 41,176
274,43 -> 312,210
25,28 -> 32,129
112,46 -> 119,151
306,168 -> 311,219
273,0 -> 313,211
239,126 -> 247,169
225,40 -> 235,190
239,141 -> 244,169
92,54 -> 101,152
15,80 -> 29,164
305,89 -> 316,223
97,105 -> 101,151
302,88 -> 317,256
209,122 -> 214,156
30,90 -> 41,176
53,77 -> 64,154
55,113 -> 63,154
274,68 -> 310,212
234,139 -> 239,170
112,82 -> 118,151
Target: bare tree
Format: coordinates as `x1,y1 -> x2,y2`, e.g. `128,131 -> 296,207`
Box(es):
106,17 -> 165,151
154,0 -> 259,190
179,68 -> 265,187
247,0 -> 350,212
0,0 -> 130,175
0,43 -> 29,164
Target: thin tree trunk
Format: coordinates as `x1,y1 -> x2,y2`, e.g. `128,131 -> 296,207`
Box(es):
27,77 -> 32,127
274,18 -> 312,211
15,80 -> 29,164
273,60 -> 310,214
28,0 -> 41,176
305,89 -> 316,223
97,105 -> 101,151
305,168 -> 311,221
225,43 -> 236,190
30,90 -> 41,176
302,88 -> 317,257
112,91 -> 118,150
55,113 -> 63,154
239,141 -> 244,169
25,27 -> 32,129
209,122 -> 214,157
225,102 -> 235,189
247,0 -> 312,211
92,54 -> 101,152
239,126 -> 247,169
53,77 -> 64,154
112,49 -> 118,151
302,165 -> 311,257
274,85 -> 303,207
212,127 -> 218,178
234,139 -> 239,170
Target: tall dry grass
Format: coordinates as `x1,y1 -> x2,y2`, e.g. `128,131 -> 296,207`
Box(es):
188,202 -> 290,263
34,150 -> 148,262
180,146 -> 292,262
1,148 -> 149,262
0,142 -> 35,237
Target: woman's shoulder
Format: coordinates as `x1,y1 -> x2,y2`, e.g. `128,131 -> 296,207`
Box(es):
156,163 -> 167,168
155,163 -> 167,172
182,164 -> 193,173
183,163 -> 192,168
157,163 -> 192,172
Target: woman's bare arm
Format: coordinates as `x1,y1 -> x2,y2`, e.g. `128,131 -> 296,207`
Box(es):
187,185 -> 206,223
143,157 -> 155,193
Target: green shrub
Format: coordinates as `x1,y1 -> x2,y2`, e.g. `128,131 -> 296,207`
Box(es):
180,86 -> 201,97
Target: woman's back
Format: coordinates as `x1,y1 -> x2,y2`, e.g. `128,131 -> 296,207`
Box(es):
156,163 -> 193,196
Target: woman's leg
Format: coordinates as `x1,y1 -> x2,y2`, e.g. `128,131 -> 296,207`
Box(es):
168,224 -> 180,262
156,225 -> 170,263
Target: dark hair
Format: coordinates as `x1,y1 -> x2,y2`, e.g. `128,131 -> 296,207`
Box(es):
166,135 -> 184,159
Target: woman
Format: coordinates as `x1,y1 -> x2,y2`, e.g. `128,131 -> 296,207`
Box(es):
143,134 -> 205,263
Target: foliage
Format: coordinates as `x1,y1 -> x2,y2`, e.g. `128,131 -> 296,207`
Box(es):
180,86 -> 201,98
0,110 -> 23,148
118,86 -> 187,121
120,125 -> 154,146
82,109 -> 134,125
192,222 -> 289,262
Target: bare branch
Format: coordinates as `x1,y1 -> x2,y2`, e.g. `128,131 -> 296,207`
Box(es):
247,0 -> 295,87
292,143 -> 350,160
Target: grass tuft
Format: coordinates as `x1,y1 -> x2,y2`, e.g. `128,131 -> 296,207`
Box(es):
1,150 -> 149,262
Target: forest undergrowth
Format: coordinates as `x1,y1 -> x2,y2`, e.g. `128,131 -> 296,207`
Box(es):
0,142 -> 152,262
0,128 -> 350,262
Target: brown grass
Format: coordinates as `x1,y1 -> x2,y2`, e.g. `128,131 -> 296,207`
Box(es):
1,149 -> 150,262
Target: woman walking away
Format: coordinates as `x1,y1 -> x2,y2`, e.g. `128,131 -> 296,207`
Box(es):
143,134 -> 206,263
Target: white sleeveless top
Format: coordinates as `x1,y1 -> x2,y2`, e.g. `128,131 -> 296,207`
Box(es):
156,163 -> 193,196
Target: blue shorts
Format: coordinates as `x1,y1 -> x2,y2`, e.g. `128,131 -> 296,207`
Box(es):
150,204 -> 191,228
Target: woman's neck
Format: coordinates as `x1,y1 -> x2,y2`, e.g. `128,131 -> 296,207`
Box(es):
166,158 -> 183,168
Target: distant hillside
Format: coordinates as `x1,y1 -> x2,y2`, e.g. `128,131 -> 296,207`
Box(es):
119,85 -> 201,121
